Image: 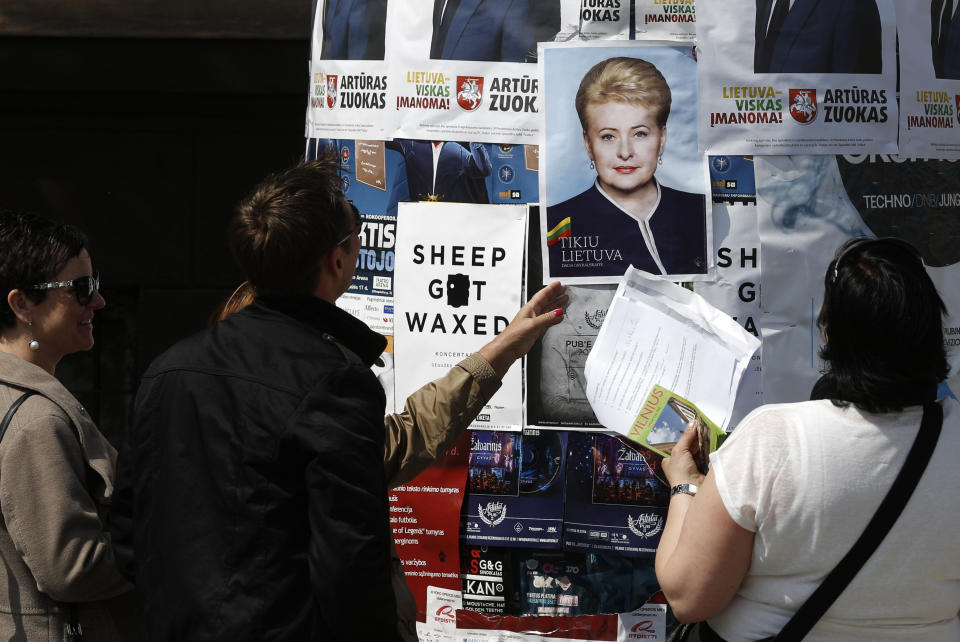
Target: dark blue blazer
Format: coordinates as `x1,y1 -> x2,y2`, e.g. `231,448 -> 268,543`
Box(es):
754,0 -> 882,74
430,0 -> 558,63
320,0 -> 387,60
546,183 -> 707,279
387,140 -> 492,202
933,3 -> 960,80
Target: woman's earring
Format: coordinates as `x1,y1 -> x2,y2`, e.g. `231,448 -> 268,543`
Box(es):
658,156 -> 663,166
28,322 -> 39,351
589,160 -> 596,170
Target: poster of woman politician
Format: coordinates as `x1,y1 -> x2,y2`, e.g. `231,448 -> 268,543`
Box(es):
539,41 -> 711,285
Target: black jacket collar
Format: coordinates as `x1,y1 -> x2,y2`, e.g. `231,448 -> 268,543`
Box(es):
256,296 -> 387,367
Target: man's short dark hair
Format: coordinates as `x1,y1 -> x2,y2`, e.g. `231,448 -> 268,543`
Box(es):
812,237 -> 949,413
228,153 -> 352,297
0,210 -> 88,328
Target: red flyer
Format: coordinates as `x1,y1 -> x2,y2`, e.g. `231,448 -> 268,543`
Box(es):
390,430 -> 471,621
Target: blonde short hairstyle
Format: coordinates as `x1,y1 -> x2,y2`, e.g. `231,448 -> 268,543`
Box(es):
574,57 -> 672,130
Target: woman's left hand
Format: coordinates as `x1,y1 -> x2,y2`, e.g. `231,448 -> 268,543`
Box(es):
662,423 -> 706,488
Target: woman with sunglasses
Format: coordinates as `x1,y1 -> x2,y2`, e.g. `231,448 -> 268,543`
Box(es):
655,237 -> 959,641
0,211 -> 132,639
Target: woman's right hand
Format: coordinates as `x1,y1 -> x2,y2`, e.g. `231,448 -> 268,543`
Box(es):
662,423 -> 706,488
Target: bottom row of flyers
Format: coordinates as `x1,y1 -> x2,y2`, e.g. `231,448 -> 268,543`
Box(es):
462,430 -> 673,556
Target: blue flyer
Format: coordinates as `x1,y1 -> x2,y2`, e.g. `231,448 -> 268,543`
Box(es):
563,432 -> 669,558
463,429 -> 567,548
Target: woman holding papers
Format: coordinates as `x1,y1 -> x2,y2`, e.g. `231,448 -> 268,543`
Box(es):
655,237 -> 960,641
545,56 -> 707,279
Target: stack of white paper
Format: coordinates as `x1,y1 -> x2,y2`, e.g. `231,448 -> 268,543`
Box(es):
584,267 -> 761,434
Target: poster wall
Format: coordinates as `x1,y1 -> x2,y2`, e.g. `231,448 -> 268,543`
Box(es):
393,202 -> 527,429
697,0 -> 899,155
895,0 -> 960,159
539,41 -> 711,285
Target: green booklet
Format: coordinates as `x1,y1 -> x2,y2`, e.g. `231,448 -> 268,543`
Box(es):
625,385 -> 726,474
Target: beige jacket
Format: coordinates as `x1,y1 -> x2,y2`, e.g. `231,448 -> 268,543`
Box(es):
383,353 -> 500,642
0,351 -> 133,640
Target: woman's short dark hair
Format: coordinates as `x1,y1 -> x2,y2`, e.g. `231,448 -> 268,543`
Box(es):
812,237 -> 949,413
0,210 -> 88,329
228,153 -> 352,297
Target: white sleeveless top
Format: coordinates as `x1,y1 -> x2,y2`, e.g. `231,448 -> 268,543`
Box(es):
708,398 -> 960,641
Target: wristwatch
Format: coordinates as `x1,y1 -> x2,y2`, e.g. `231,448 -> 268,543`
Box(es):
670,483 -> 699,497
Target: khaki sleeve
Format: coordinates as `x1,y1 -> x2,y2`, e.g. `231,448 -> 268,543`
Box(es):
0,412 -> 131,602
383,353 -> 501,488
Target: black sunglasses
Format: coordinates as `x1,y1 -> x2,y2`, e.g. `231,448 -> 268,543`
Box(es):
27,272 -> 101,306
336,201 -> 363,247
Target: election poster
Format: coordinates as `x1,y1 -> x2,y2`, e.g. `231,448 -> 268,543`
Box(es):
634,0 -> 696,42
539,41 -> 711,285
393,202 -> 526,429
387,0 -> 561,144
308,2 -> 393,139
556,0 -> 631,41
895,0 -> 960,159
696,0 -> 899,155
755,154 -> 960,403
386,140 -> 494,203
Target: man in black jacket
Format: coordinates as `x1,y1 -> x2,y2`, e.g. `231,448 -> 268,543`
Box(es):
111,155 -> 566,640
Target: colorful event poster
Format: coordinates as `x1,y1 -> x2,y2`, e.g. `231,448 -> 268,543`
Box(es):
696,0 -> 899,155
539,41 -> 711,284
307,138 -> 407,334
308,2 -> 393,139
391,431 -> 471,623
386,0 -> 561,143
393,202 -> 526,428
463,429 -> 567,548
634,0 -> 696,41
557,0 -> 631,40
754,154 -> 960,403
895,0 -> 960,158
563,433 -> 669,558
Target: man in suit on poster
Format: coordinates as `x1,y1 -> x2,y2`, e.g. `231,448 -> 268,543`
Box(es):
753,0 -> 882,74
932,0 -> 960,79
386,140 -> 492,203
430,0 -> 560,63
319,0 -> 387,60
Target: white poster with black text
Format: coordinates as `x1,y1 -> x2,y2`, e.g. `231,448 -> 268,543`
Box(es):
394,202 -> 527,430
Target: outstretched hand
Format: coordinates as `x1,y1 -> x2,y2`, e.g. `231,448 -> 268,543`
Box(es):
662,423 -> 706,488
478,282 -> 568,379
